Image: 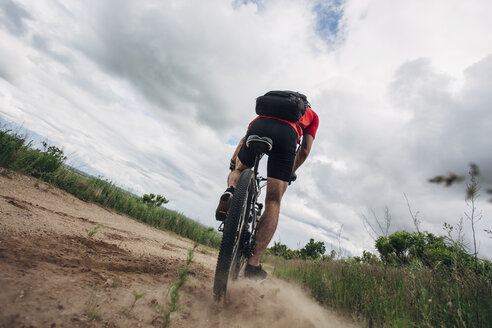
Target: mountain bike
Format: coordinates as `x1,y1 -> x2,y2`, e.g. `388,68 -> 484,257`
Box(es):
213,135 -> 272,302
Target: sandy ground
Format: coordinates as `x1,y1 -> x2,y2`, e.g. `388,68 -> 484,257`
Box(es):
0,173 -> 358,328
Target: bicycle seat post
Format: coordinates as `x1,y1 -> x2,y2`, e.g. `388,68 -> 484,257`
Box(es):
246,135 -> 273,177
253,154 -> 262,177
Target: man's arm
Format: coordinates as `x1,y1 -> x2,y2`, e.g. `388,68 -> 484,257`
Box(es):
230,136 -> 246,170
292,134 -> 314,174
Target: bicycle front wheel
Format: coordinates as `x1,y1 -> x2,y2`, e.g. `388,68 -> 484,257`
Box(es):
213,169 -> 254,301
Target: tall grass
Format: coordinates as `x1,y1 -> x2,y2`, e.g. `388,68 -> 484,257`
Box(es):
0,129 -> 64,178
269,256 -> 492,327
51,168 -> 221,247
0,127 -> 221,248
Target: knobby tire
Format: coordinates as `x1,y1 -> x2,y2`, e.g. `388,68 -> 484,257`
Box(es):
213,169 -> 254,301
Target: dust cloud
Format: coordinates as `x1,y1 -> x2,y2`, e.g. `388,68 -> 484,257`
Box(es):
179,277 -> 358,328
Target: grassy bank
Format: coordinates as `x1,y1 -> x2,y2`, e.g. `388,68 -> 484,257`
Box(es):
0,127 -> 221,248
268,256 -> 492,327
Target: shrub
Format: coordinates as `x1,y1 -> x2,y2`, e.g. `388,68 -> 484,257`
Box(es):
267,241 -> 298,259
0,130 -> 66,179
267,238 -> 328,260
299,238 -> 326,260
140,193 -> 169,207
374,230 -> 485,271
0,129 -> 27,167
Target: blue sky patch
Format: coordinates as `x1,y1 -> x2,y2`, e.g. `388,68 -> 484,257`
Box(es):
233,0 -> 344,43
233,0 -> 263,10
226,136 -> 241,146
313,0 -> 345,42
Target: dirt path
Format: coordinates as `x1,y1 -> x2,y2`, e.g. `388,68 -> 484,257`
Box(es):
0,173 -> 357,328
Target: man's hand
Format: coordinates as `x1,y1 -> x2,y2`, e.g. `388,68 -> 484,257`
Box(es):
292,134 -> 314,174
289,172 -> 297,185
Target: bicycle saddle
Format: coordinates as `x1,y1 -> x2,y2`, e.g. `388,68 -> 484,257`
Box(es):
246,135 -> 273,155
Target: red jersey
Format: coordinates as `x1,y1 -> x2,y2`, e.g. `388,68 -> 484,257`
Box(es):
249,107 -> 319,142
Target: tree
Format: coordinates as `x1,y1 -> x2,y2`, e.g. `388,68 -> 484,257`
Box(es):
299,238 -> 326,260
141,193 -> 169,207
375,231 -> 457,267
268,241 -> 297,259
321,250 -> 337,262
353,250 -> 379,264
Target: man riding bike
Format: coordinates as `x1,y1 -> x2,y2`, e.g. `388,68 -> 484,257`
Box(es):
216,91 -> 319,279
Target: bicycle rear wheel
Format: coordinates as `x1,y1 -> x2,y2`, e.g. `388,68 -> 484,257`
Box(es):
213,169 -> 254,301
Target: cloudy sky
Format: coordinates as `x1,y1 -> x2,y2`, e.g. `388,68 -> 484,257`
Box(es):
1,0 -> 491,258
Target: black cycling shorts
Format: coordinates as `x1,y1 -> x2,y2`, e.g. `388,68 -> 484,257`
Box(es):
238,117 -> 298,182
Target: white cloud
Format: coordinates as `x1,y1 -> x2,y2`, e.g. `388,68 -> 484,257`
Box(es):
1,0 -> 491,258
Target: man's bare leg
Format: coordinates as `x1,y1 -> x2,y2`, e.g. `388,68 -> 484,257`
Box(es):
227,159 -> 249,188
248,177 -> 288,267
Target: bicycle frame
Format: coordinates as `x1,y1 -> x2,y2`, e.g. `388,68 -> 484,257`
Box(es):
242,153 -> 267,259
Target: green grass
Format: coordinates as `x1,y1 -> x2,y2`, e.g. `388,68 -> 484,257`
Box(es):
50,168 -> 221,248
85,287 -> 100,321
160,243 -> 198,327
0,127 -> 221,248
268,256 -> 492,327
81,224 -> 100,240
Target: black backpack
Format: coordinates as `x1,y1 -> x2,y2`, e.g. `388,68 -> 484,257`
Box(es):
255,90 -> 308,123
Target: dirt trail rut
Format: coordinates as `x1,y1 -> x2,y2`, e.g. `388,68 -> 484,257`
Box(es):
0,174 -> 357,328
